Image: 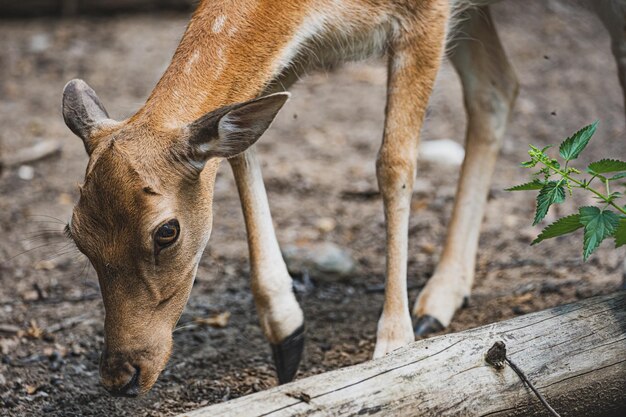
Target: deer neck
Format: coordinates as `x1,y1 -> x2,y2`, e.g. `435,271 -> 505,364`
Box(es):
136,0 -> 309,128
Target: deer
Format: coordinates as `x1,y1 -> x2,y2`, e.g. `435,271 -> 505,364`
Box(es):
60,0 -> 626,397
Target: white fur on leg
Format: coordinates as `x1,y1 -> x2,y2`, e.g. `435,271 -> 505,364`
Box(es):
230,149 -> 304,345
412,265 -> 469,327
373,309 -> 414,358
252,264 -> 304,344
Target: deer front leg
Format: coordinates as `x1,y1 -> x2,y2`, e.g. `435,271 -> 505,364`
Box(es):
593,1 -> 626,289
373,1 -> 449,358
413,6 -> 518,336
229,148 -> 304,384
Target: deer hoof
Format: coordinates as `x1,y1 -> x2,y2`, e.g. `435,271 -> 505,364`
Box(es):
414,315 -> 444,338
271,324 -> 305,384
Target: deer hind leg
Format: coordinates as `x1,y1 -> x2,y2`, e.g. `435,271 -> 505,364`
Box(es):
372,0 -> 449,358
229,148 -> 304,384
413,6 -> 518,336
594,0 -> 626,289
594,0 -> 626,117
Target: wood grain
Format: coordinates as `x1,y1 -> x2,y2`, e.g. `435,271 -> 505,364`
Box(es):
181,292 -> 626,417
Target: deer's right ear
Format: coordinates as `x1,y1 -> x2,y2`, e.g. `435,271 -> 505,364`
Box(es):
183,93 -> 290,170
62,79 -> 113,155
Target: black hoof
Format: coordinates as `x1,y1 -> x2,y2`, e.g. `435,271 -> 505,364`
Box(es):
271,325 -> 305,385
414,315 -> 444,338
462,296 -> 470,309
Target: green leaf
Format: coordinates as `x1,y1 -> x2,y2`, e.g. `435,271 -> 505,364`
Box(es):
579,206 -> 620,260
506,180 -> 545,192
616,218 -> 626,248
587,159 -> 626,175
532,214 -> 583,245
559,121 -> 598,161
609,172 -> 626,181
534,181 -> 566,225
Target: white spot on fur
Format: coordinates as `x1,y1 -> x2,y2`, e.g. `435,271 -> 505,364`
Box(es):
212,15 -> 226,33
185,50 -> 200,74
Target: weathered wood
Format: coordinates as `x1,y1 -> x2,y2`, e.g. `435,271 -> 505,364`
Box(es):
0,0 -> 196,17
181,292 -> 626,417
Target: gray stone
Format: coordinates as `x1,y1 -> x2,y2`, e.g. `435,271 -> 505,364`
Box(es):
283,242 -> 355,280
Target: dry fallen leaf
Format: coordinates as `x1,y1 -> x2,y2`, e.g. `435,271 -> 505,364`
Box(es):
34,260 -> 56,271
515,293 -> 534,304
193,312 -> 231,328
57,193 -> 74,206
25,384 -> 39,395
25,320 -> 43,339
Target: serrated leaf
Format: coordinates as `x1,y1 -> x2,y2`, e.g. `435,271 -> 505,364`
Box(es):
532,214 -> 583,245
616,218 -> 626,248
609,172 -> 626,181
506,180 -> 545,192
534,181 -> 566,225
587,159 -> 626,175
559,121 -> 598,161
579,206 -> 620,260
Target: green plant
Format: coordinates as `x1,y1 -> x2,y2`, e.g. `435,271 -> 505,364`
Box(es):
508,121 -> 626,260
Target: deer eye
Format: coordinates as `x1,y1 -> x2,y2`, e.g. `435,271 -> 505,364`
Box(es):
154,219 -> 180,250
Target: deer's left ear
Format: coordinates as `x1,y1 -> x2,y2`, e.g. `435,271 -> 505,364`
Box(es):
185,92 -> 289,168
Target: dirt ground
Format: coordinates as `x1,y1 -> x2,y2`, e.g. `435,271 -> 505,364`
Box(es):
1,1 -> 625,416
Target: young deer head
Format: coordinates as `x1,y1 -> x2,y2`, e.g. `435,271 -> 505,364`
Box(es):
62,79 -> 288,396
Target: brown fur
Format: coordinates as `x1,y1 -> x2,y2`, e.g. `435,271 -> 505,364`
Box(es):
63,0 -> 537,395
63,0 -> 453,394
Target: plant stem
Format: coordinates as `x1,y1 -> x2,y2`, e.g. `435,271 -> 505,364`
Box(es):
545,163 -> 626,216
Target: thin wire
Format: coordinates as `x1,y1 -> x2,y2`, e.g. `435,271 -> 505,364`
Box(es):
505,357 -> 561,417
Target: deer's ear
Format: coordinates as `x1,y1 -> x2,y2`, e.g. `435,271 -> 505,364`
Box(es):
185,92 -> 290,168
62,79 -> 114,155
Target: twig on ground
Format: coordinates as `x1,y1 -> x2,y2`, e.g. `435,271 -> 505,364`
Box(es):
2,140 -> 62,167
45,312 -> 93,333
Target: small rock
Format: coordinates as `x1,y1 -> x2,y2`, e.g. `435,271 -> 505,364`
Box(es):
540,282 -> 562,294
21,290 -> 39,301
419,139 -> 465,166
315,217 -> 336,233
283,242 -> 355,280
18,165 -> 35,180
29,34 -> 50,53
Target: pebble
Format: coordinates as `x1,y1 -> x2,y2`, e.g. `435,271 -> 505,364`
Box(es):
315,217 -> 336,233
29,33 -> 50,53
283,242 -> 355,280
18,165 -> 35,180
419,139 -> 465,166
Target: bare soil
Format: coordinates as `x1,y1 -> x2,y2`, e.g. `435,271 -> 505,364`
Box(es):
1,1 -> 625,416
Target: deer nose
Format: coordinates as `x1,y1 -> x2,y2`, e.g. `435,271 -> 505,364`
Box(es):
108,365 -> 141,398
100,353 -> 142,397
111,365 -> 140,398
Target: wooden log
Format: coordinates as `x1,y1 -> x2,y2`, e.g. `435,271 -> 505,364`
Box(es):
181,292 -> 626,417
0,0 -> 197,17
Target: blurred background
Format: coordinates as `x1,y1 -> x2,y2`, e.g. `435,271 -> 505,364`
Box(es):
0,0 -> 624,415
